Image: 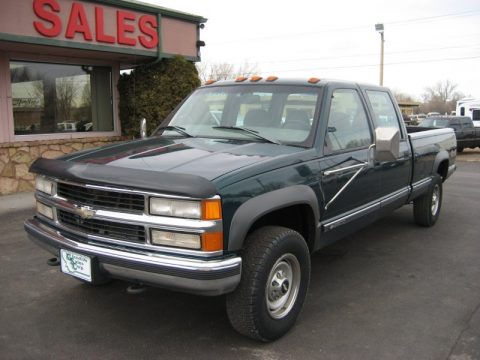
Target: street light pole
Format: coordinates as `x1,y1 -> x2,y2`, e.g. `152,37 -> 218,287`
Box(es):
375,23 -> 385,86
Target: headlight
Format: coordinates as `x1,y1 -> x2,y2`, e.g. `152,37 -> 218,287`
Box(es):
149,197 -> 222,220
150,198 -> 201,219
35,176 -> 54,195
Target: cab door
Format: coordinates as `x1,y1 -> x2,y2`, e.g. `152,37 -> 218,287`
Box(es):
363,89 -> 412,211
317,87 -> 380,247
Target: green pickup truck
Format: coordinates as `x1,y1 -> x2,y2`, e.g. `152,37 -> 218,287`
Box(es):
25,78 -> 456,341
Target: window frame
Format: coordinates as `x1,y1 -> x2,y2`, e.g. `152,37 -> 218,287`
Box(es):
0,52 -> 120,144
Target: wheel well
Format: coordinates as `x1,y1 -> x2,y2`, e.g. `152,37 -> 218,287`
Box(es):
437,160 -> 449,182
246,204 -> 316,253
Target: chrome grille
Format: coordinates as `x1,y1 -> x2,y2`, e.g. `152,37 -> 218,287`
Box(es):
57,182 -> 145,212
57,210 -> 146,243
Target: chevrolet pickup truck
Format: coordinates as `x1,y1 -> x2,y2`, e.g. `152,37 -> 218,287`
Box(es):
25,78 -> 456,342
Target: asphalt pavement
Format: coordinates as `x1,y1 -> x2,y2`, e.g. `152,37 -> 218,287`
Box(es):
0,162 -> 479,360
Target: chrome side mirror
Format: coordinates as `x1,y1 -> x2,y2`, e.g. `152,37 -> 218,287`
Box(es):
140,118 -> 147,139
375,127 -> 400,162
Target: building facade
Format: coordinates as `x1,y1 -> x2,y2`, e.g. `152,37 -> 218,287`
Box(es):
0,0 -> 205,195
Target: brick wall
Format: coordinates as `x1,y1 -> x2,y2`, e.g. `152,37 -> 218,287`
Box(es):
0,136 -> 126,195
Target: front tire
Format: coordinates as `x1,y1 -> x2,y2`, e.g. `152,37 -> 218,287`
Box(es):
413,174 -> 443,227
226,226 -> 310,342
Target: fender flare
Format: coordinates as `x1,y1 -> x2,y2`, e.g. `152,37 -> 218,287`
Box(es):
433,150 -> 449,178
227,185 -> 320,251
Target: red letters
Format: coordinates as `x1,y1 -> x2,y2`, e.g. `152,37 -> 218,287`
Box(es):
65,3 -> 92,41
138,15 -> 158,49
95,7 -> 115,44
117,10 -> 136,46
33,0 -> 62,38
32,2 -> 159,49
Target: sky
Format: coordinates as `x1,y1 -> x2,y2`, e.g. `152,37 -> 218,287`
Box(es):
144,0 -> 480,100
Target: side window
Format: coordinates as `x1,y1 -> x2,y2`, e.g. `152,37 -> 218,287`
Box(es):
366,90 -> 402,134
325,89 -> 372,152
461,118 -> 473,128
450,120 -> 461,131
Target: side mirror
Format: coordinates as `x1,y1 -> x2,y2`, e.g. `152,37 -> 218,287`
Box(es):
375,127 -> 400,162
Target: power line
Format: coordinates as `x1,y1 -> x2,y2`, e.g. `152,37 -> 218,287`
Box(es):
252,55 -> 480,74
208,9 -> 480,45
225,43 -> 480,66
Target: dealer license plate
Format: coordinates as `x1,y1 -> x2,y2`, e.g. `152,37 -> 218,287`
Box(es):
60,249 -> 92,282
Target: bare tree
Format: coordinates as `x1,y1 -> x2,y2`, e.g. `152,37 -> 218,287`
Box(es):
420,80 -> 464,114
196,61 -> 260,83
56,77 -> 78,121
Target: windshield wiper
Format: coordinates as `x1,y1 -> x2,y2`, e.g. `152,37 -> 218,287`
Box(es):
212,126 -> 281,145
156,125 -> 194,138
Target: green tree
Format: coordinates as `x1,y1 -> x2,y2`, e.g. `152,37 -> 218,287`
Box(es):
118,56 -> 200,138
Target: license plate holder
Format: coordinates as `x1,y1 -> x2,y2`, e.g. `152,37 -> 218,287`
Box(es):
60,249 -> 92,282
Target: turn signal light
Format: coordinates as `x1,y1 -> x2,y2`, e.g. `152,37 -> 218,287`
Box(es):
201,232 -> 223,251
202,199 -> 222,220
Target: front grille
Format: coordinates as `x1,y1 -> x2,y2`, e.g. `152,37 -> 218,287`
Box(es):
57,183 -> 145,212
57,210 -> 146,243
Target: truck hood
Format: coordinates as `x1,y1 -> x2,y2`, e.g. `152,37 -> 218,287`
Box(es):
60,137 -> 307,182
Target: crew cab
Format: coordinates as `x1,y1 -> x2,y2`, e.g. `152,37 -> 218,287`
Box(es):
25,78 -> 456,342
418,116 -> 480,152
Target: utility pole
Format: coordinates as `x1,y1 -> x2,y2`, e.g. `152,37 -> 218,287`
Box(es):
375,24 -> 385,86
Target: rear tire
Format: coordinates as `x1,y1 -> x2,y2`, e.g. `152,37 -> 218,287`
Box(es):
226,226 -> 310,342
413,174 -> 442,227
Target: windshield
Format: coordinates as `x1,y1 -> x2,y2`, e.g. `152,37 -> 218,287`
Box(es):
153,84 -> 323,147
419,118 -> 450,127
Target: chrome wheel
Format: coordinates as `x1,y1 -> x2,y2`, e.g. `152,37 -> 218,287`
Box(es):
431,184 -> 440,216
266,253 -> 301,319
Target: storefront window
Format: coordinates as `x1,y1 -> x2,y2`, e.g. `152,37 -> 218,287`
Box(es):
10,61 -> 113,135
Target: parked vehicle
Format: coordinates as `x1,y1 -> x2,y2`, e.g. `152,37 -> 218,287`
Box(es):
456,98 -> 480,127
25,78 -> 456,342
418,116 -> 480,152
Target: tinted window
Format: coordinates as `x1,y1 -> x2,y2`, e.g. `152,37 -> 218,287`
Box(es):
366,90 -> 402,133
460,118 -> 473,128
473,110 -> 480,121
325,89 -> 372,152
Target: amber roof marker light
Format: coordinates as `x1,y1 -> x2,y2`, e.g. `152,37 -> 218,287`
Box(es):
308,77 -> 321,84
205,79 -> 217,85
250,75 -> 262,82
235,76 -> 247,82
266,76 -> 278,82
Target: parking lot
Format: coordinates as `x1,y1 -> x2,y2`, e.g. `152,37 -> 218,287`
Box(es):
1,161 -> 479,360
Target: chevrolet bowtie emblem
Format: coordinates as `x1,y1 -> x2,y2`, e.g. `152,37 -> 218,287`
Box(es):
76,205 -> 96,219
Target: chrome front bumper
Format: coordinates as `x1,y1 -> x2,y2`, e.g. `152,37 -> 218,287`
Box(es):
25,218 -> 242,296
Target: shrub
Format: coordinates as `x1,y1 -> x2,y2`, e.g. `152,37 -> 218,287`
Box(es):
118,56 -> 200,138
